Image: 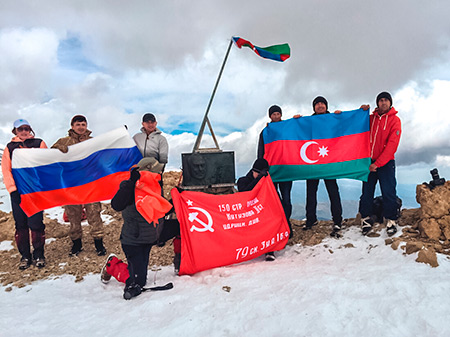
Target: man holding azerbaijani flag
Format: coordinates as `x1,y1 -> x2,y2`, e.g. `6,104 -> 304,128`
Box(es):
303,97 -> 343,235
260,100 -> 371,236
257,105 -> 300,239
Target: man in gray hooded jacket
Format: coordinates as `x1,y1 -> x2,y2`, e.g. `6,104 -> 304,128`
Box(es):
133,113 -> 168,170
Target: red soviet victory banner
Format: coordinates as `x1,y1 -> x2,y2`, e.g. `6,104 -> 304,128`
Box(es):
171,175 -> 290,275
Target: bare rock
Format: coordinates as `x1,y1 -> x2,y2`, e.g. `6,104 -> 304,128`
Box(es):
416,248 -> 439,267
391,241 -> 401,250
437,216 -> 450,241
367,232 -> 380,238
398,208 -> 420,227
416,182 -> 450,219
405,242 -> 423,255
433,243 -> 444,253
418,218 -> 442,240
403,227 -> 419,234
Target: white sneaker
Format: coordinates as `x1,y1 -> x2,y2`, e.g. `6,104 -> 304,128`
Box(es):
100,253 -> 117,284
361,216 -> 374,235
265,252 -> 276,261
386,219 -> 398,236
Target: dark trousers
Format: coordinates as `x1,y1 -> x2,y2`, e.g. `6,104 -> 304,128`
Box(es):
11,195 -> 45,260
359,160 -> 398,220
121,219 -> 180,287
157,219 -> 180,244
306,179 -> 342,225
121,243 -> 153,287
274,181 -> 293,230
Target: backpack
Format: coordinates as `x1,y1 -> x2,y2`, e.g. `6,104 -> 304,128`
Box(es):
372,196 -> 402,223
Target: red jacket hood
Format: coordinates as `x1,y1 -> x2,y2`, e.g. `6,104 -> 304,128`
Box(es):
369,106 -> 401,168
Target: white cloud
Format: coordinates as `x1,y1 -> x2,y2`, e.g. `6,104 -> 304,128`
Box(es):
1,1 -> 450,177
394,80 -> 450,165
435,155 -> 450,168
0,28 -> 58,104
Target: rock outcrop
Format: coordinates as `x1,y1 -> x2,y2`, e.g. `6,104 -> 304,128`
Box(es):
386,181 -> 450,267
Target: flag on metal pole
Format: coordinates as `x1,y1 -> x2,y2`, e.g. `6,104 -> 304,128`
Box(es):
232,36 -> 291,62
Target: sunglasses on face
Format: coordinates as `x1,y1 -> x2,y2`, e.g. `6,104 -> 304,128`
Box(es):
17,126 -> 31,132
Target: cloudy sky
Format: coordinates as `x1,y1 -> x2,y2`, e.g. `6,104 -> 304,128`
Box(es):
1,0 -> 450,190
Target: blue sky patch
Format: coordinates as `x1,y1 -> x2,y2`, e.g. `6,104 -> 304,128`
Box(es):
57,33 -> 102,73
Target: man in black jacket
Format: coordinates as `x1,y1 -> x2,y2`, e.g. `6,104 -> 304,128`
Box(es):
237,158 -> 278,261
257,105 -> 298,238
304,96 -> 343,236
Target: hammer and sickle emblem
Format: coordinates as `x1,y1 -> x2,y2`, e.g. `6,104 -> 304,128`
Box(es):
188,207 -> 214,233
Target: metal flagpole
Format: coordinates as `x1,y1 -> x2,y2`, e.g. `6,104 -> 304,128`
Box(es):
192,38 -> 234,152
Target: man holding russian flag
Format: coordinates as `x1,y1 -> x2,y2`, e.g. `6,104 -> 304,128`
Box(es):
52,115 -> 107,257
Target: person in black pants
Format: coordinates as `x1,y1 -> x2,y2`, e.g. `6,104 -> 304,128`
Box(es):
1,119 -> 47,269
257,105 -> 299,238
358,92 -> 401,236
111,157 -> 179,300
304,97 -> 343,234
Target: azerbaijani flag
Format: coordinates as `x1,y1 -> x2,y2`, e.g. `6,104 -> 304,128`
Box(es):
232,36 -> 290,62
12,126 -> 143,216
262,109 -> 370,182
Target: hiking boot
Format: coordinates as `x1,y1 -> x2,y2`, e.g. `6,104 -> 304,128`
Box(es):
173,253 -> 181,275
100,254 -> 116,284
331,221 -> 343,237
19,257 -> 32,270
35,258 -> 46,269
361,216 -> 374,235
303,220 -> 318,231
386,219 -> 398,236
70,239 -> 83,256
123,283 -> 142,300
265,252 -> 276,261
94,239 -> 107,256
333,221 -> 343,232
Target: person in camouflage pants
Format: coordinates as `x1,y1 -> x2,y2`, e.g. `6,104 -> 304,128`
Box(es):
52,115 -> 106,256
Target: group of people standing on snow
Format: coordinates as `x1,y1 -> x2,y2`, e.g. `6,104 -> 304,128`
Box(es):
2,112 -> 176,299
243,91 -> 401,261
2,90 -> 401,299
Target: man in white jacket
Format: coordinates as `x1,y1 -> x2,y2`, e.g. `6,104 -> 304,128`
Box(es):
133,113 -> 169,171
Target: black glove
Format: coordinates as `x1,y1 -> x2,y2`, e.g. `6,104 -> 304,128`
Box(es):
130,167 -> 141,183
11,190 -> 21,204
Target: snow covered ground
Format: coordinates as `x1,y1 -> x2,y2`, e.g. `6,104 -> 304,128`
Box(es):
1,173 -> 449,337
1,224 -> 449,337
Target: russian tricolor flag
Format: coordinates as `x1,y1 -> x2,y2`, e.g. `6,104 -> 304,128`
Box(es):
263,109 -> 371,182
12,127 -> 143,216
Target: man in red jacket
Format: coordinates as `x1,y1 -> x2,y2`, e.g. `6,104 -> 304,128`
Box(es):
359,92 -> 401,236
